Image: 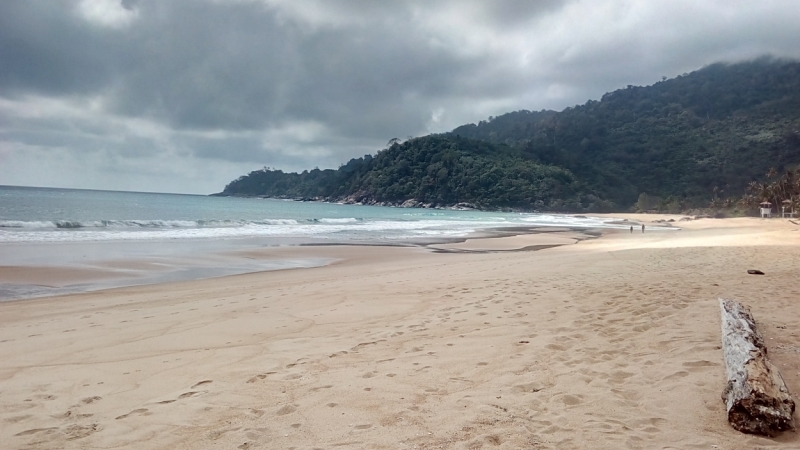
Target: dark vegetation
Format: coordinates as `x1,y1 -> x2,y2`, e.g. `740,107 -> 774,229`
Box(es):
720,167 -> 800,216
219,58 -> 800,212
219,136 -> 598,210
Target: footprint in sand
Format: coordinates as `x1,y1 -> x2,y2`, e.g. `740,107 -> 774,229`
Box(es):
561,394 -> 584,406
7,414 -> 32,423
682,360 -> 718,371
246,373 -> 271,383
276,405 -> 297,416
191,380 -> 213,389
608,371 -> 635,384
207,426 -> 242,441
545,343 -> 567,351
65,423 -> 101,440
15,427 -> 58,436
512,382 -> 544,394
662,371 -> 689,380
115,408 -> 150,420
310,384 -> 333,392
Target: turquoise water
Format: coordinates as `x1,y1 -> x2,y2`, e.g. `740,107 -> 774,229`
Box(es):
0,185 -> 626,244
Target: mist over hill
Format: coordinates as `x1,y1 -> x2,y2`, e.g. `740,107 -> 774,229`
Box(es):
219,58 -> 800,212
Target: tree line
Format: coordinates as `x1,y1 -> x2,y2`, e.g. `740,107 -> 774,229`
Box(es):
219,135 -> 613,211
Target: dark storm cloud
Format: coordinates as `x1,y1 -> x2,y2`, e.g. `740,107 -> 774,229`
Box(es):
1,0 -> 799,193
0,2 -> 117,95
1,1 -> 507,135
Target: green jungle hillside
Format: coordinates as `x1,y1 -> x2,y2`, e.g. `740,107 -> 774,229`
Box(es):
219,58 -> 800,212
218,135 -> 595,211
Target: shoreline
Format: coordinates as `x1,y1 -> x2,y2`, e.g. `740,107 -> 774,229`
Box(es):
3,216 -> 800,448
0,224 -> 620,303
0,210 -> 732,303
0,213 -> 768,303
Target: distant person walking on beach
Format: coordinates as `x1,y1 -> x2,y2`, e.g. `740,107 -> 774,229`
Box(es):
641,224 -> 645,233
630,226 -> 633,233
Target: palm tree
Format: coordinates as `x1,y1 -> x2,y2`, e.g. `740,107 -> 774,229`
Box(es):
738,168 -> 800,216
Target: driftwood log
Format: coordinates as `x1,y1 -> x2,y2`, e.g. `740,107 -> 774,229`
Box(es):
719,298 -> 795,436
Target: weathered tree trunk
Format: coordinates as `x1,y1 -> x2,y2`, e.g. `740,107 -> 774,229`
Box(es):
719,298 -> 795,436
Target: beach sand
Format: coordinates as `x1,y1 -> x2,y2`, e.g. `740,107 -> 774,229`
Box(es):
2,216 -> 800,449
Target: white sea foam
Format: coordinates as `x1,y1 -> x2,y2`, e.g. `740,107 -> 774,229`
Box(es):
0,213 -> 644,243
0,220 -> 55,229
318,217 -> 359,224
0,218 -> 307,230
109,220 -> 200,228
256,219 -> 299,225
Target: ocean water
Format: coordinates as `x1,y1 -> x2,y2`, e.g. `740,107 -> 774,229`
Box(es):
0,185 -> 628,244
0,185 -> 633,300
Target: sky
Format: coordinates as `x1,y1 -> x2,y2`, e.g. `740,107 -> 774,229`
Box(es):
1,1 -> 800,194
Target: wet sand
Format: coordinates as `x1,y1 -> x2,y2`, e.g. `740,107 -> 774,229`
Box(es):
0,228 -> 599,301
0,239 -> 337,301
1,217 -> 800,449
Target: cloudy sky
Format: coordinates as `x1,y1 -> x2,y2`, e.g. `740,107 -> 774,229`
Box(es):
1,0 -> 799,194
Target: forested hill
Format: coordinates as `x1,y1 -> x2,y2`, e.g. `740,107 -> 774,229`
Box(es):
219,58 -> 800,212
449,58 -> 800,209
218,135 -> 600,211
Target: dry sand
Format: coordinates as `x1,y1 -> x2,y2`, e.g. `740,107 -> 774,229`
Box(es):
2,216 -> 800,449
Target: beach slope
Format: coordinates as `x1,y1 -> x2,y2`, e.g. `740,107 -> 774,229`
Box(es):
2,217 -> 800,449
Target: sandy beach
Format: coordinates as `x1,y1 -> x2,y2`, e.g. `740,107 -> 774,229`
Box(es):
2,216 -> 800,449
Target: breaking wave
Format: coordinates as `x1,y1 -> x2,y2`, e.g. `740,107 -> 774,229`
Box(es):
317,218 -> 360,224
0,218 -> 329,229
0,213 -> 635,244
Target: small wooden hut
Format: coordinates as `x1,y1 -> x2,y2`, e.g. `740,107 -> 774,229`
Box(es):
782,199 -> 795,218
760,201 -> 773,218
